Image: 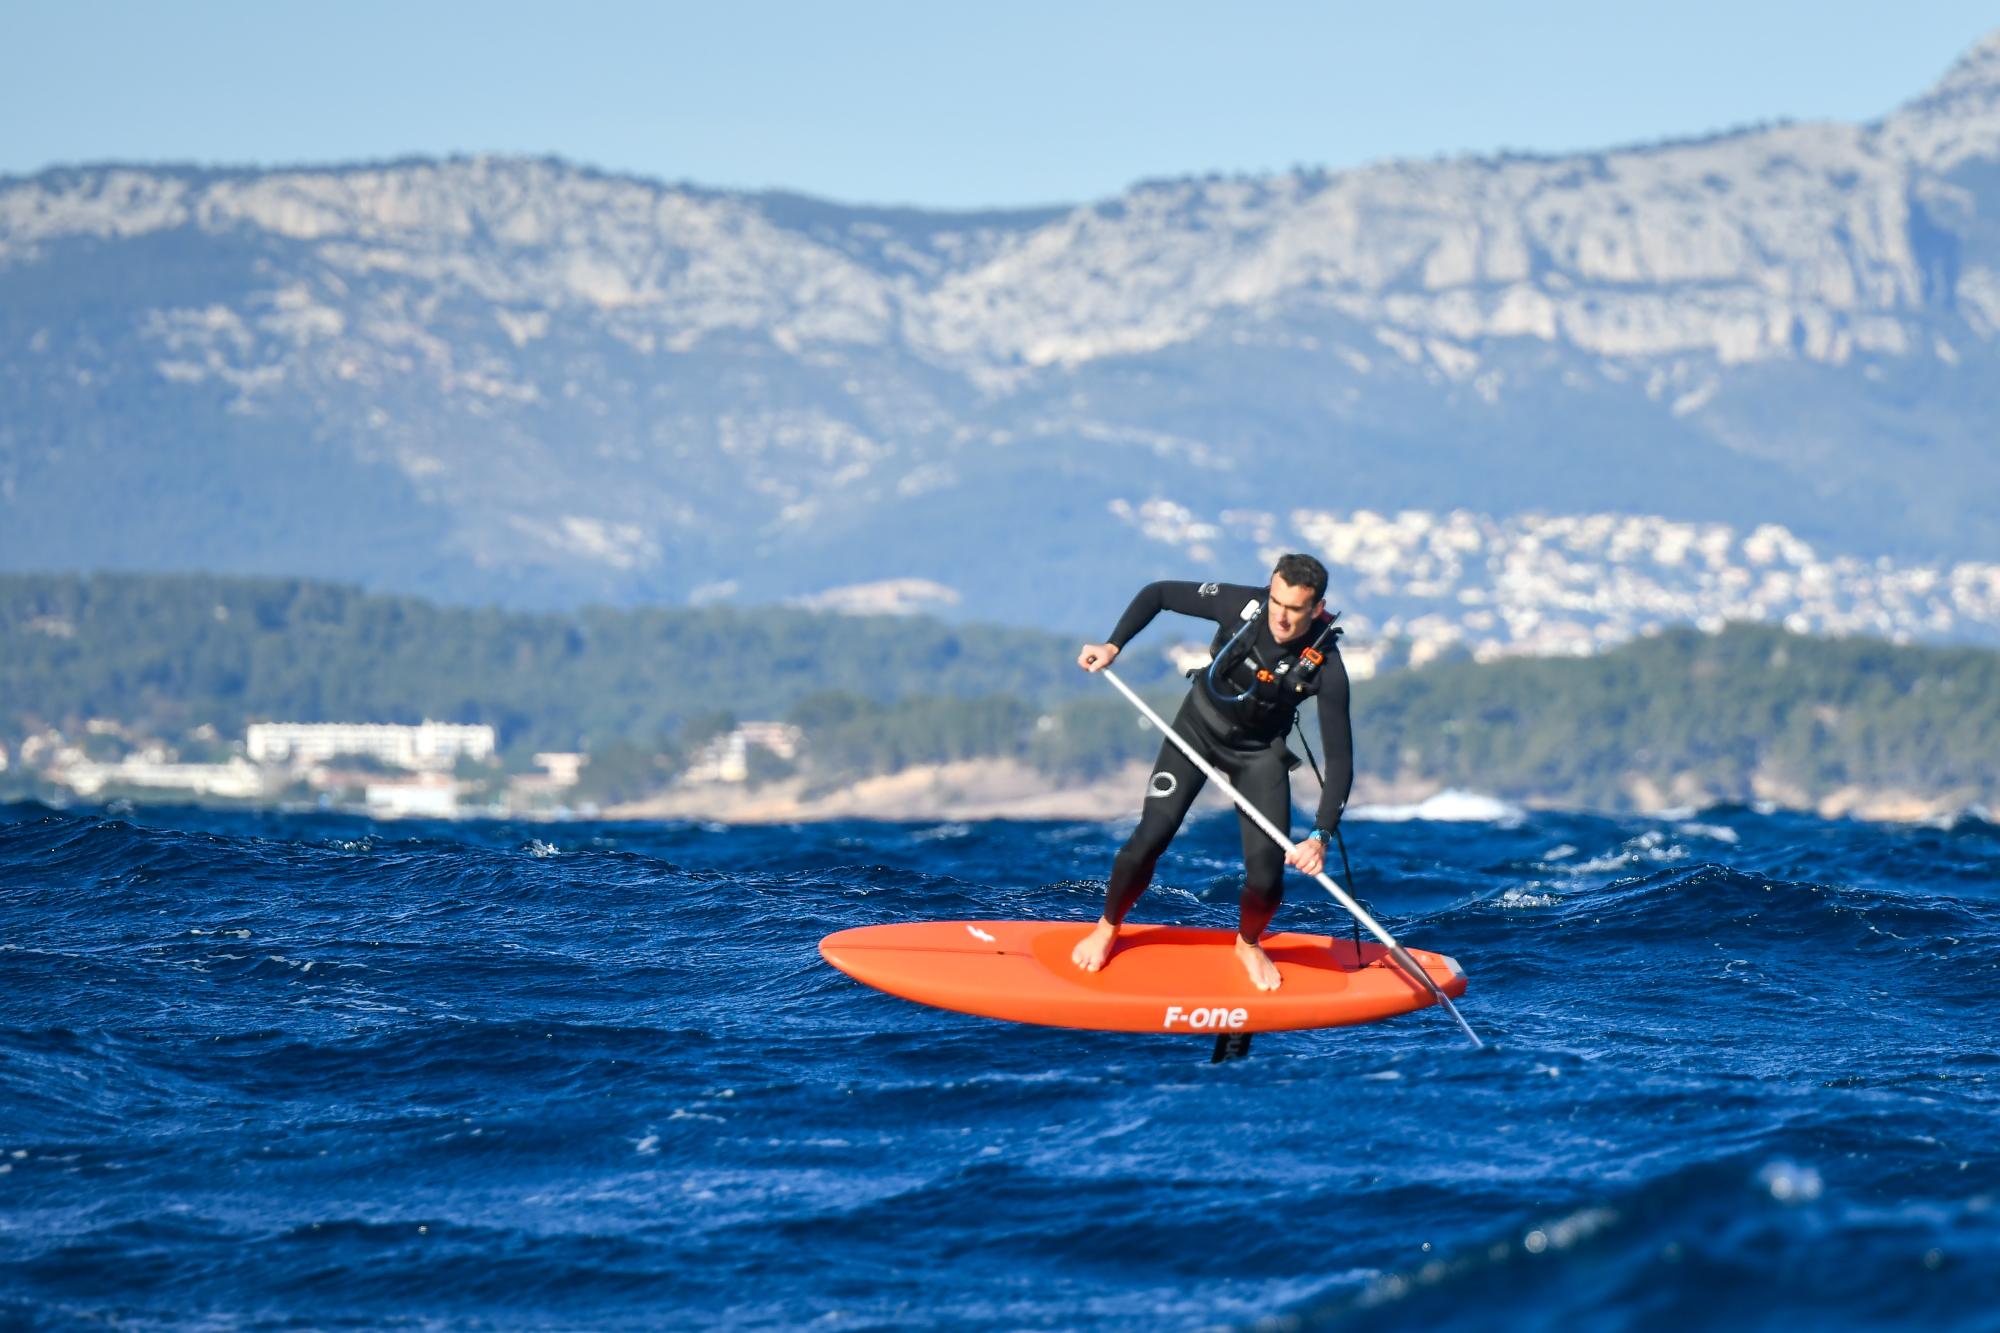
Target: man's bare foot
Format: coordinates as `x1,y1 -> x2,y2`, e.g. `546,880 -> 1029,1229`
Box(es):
1072,919 -> 1119,973
1235,935 -> 1283,991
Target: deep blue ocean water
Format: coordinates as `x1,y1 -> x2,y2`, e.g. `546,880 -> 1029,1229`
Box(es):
1,797 -> 1995,1330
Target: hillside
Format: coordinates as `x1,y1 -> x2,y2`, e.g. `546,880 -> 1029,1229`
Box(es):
1354,624 -> 1999,816
0,571 -> 1172,754
2,574 -> 1991,820
5,34 -> 2000,641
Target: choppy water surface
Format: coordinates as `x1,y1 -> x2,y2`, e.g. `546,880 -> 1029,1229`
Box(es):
1,799 -> 1995,1330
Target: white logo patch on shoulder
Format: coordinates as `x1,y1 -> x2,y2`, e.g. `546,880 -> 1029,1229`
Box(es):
1198,582 -> 1219,596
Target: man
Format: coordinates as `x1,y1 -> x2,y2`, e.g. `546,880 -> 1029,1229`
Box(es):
1073,553 -> 1352,991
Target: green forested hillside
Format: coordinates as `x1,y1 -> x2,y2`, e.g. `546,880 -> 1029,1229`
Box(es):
776,625 -> 1999,809
1352,626 -> 2000,807
0,572 -> 1170,753
4,573 -> 1995,811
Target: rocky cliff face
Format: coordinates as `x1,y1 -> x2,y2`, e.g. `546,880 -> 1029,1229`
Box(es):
4,31 -> 1999,632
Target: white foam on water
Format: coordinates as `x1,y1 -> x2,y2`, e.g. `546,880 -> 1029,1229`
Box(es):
1347,790 -> 1524,823
1677,822 -> 1741,844
1758,1159 -> 1824,1203
1038,823 -> 1113,843
1564,829 -> 1689,874
1089,1117 -> 1151,1144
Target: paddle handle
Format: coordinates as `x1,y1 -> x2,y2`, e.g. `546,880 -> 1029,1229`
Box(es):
1100,667 -> 1483,1049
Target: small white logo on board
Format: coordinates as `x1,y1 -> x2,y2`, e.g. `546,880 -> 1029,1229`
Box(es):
966,925 -> 996,943
1163,1004 -> 1249,1030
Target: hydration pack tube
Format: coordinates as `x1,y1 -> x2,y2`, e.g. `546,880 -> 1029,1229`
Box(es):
1202,599 -> 1266,704
1202,600 -> 1343,707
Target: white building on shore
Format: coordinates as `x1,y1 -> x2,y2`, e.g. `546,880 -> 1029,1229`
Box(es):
62,758 -> 263,800
247,721 -> 495,771
684,722 -> 804,784
364,773 -> 461,818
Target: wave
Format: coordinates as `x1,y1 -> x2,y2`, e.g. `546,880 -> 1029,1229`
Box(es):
4,801 -> 1998,1330
1267,1148 -> 1998,1331
1347,791 -> 1525,824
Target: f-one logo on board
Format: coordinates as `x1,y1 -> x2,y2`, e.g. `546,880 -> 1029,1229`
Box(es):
1163,1004 -> 1248,1030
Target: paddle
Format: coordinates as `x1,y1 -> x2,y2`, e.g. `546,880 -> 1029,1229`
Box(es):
1099,667 -> 1485,1049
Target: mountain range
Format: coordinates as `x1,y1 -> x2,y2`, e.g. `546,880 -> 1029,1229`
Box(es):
5,29 -> 2000,636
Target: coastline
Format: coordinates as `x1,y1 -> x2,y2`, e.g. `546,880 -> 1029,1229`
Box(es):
603,760 -> 1986,826
4,767 -> 1980,827
605,760 -> 1160,823
605,762 -> 1478,824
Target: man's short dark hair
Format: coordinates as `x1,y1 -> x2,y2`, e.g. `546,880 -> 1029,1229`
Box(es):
1272,553 -> 1329,601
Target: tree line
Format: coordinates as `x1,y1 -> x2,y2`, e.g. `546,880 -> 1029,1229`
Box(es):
4,573 -> 1995,811
747,625 -> 1999,811
0,571 -> 1169,755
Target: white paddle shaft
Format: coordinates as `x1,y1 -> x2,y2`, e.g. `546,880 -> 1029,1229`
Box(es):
1100,666 -> 1483,1048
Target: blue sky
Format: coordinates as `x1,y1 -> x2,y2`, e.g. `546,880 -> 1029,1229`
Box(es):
5,2 -> 1996,209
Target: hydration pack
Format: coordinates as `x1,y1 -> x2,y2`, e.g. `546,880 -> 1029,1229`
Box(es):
1199,598 -> 1343,716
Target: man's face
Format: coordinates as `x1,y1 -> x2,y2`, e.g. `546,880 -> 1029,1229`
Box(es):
1266,574 -> 1322,643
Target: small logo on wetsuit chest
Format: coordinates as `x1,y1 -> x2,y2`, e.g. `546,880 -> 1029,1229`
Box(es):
1198,582 -> 1219,596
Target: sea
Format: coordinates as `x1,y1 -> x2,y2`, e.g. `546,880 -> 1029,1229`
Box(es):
1,796 -> 1995,1331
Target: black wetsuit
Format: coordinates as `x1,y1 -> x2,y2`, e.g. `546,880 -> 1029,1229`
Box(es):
1101,580 -> 1354,941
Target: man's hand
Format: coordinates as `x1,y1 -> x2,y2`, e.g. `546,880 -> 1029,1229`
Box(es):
1077,641 -> 1120,672
1285,836 -> 1326,876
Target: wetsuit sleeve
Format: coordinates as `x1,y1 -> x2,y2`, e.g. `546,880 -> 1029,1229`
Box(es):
1313,654 -> 1354,829
1106,581 -> 1260,648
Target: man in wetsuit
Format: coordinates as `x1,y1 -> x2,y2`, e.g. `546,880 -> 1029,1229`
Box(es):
1072,554 -> 1353,991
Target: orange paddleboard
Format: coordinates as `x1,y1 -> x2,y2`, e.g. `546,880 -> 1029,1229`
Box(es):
819,920 -> 1467,1034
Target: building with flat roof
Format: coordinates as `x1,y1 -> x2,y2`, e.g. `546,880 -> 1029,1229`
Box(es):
365,773 -> 461,819
246,721 -> 495,771
683,722 -> 803,784
62,758 -> 263,800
